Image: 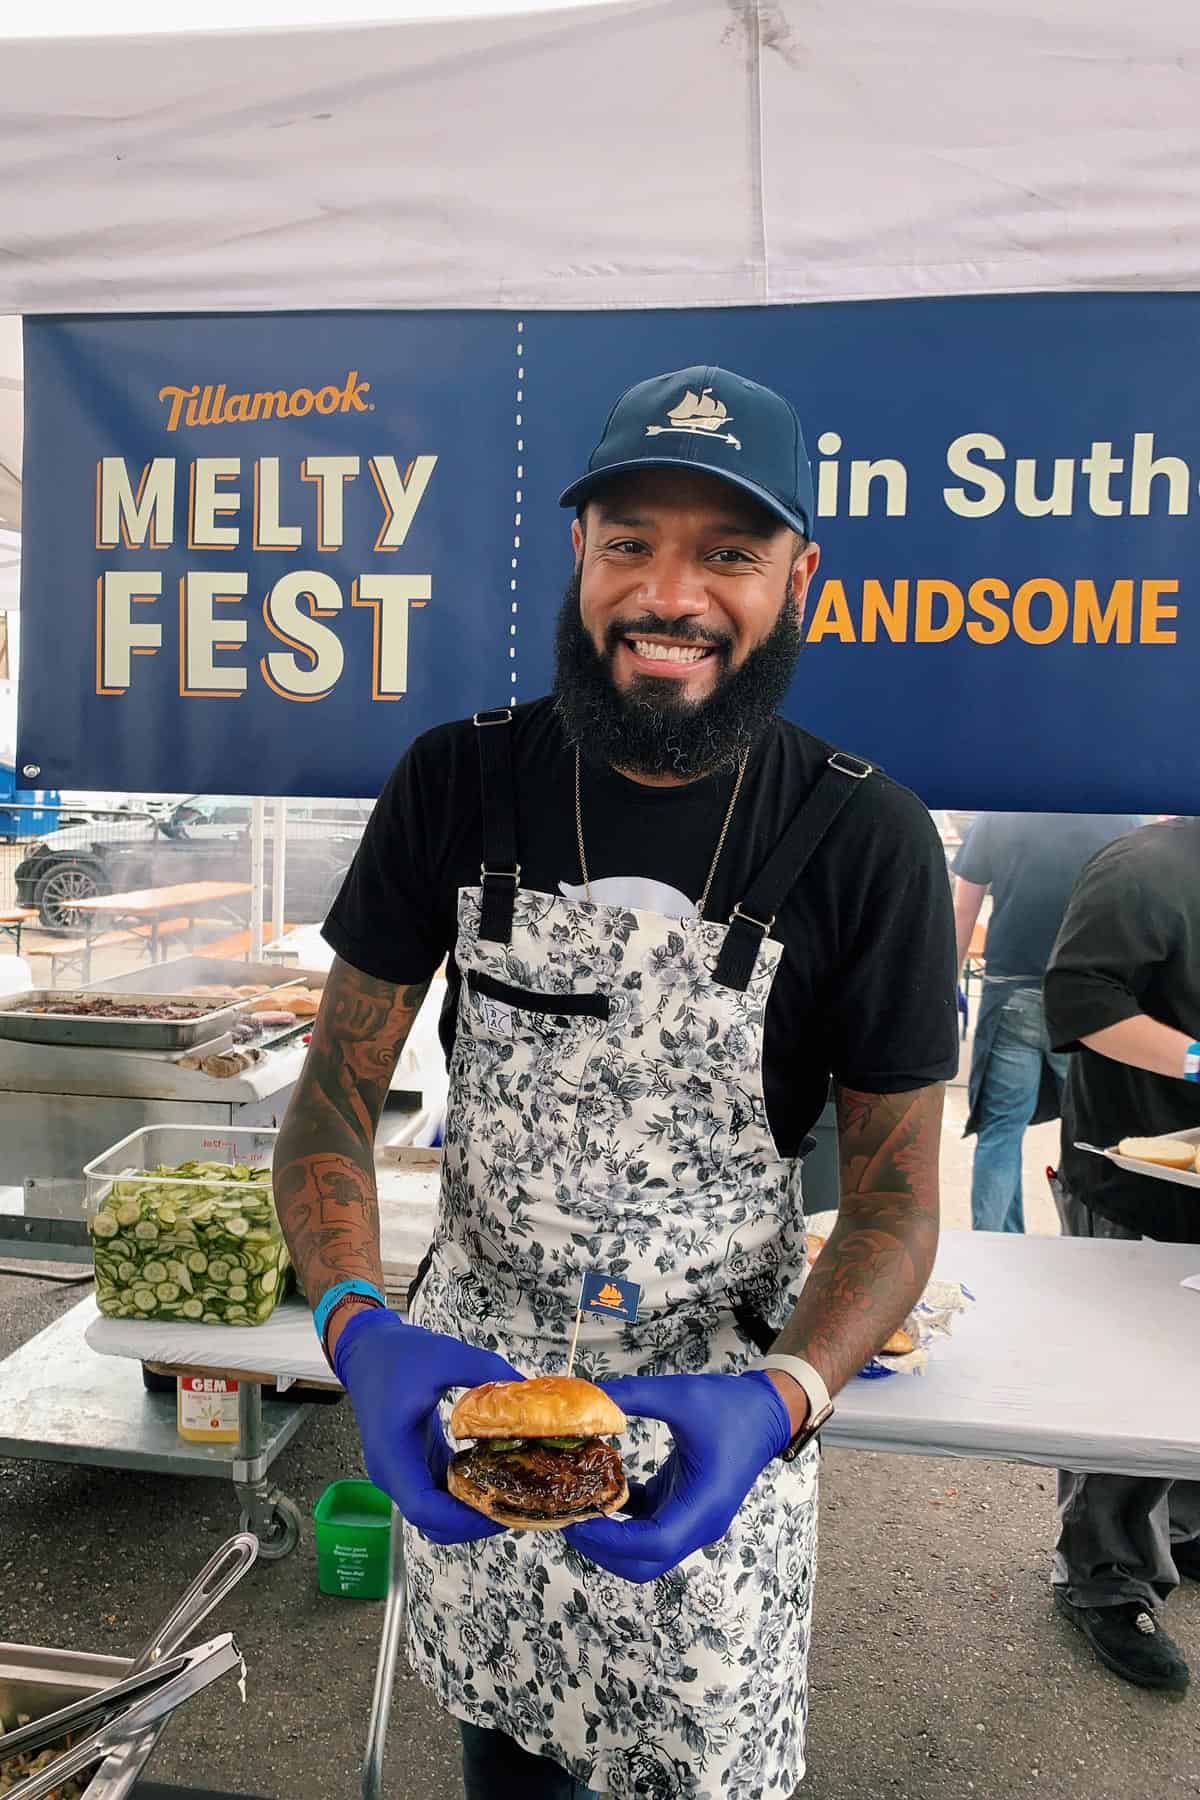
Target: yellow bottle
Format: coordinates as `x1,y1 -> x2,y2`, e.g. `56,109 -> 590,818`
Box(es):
176,1375 -> 241,1444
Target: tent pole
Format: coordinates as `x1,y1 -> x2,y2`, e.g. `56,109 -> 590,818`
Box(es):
271,796 -> 287,946
250,797 -> 265,960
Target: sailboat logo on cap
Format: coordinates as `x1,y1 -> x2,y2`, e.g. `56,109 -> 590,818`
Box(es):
645,387 -> 741,451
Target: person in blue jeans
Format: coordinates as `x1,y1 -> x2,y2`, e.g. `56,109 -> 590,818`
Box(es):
953,813 -> 1141,1233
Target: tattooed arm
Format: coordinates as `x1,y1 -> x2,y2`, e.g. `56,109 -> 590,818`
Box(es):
765,1082 -> 944,1430
273,954 -> 431,1352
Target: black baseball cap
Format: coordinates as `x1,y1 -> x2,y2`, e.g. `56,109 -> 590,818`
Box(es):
559,364 -> 815,539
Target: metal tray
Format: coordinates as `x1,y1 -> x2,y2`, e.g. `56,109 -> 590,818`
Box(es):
0,1642 -> 148,1800
0,1642 -> 133,1729
1078,1128 -> 1200,1190
84,957 -> 325,999
0,992 -> 261,1052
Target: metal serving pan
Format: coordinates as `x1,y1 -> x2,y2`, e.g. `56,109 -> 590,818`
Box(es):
0,1644 -> 146,1800
0,992 -> 261,1053
84,958 -> 323,999
0,1644 -> 134,1735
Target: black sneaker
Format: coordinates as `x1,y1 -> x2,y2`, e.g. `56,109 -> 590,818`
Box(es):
1055,1592 -> 1189,1695
1173,1543 -> 1200,1582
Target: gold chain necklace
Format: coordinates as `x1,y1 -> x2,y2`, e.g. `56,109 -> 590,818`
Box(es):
574,746 -> 749,922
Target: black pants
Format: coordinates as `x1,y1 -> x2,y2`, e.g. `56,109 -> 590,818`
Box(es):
1052,1185 -> 1200,1608
459,1722 -> 599,1799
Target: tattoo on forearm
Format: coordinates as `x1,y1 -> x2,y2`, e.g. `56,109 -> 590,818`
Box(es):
273,957 -> 430,1300
771,1084 -> 943,1395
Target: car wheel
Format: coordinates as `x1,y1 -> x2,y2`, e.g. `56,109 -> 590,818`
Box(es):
34,861 -> 103,932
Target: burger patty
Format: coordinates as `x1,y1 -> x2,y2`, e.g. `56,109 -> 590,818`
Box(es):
450,1437 -> 625,1519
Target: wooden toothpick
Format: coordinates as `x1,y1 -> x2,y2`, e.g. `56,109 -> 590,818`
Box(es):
565,1308 -> 583,1378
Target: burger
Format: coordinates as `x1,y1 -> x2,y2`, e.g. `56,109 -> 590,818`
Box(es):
448,1375 -> 629,1531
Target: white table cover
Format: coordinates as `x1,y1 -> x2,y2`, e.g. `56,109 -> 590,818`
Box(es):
84,1230 -> 1200,1481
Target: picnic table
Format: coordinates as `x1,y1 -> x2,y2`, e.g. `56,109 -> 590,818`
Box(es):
0,906 -> 37,955
64,880 -> 254,981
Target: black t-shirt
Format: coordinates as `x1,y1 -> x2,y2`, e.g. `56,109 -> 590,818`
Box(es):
1044,817 -> 1200,1243
952,813 -> 1142,980
324,698 -> 959,1155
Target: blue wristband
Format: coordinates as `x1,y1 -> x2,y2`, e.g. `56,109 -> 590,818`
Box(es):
313,1279 -> 387,1346
1184,1042 -> 1200,1082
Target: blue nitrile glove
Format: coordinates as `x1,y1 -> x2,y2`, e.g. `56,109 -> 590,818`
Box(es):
563,1371 -> 792,1583
333,1307 -> 523,1546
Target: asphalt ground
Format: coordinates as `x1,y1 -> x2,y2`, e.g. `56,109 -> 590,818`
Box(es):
1,1054 -> 1198,1799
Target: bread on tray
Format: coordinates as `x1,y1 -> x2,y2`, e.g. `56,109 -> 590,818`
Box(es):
1115,1136 -> 1198,1171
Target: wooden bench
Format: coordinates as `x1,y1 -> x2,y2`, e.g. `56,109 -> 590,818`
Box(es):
194,925 -> 297,961
0,908 -> 38,955
38,917 -> 192,985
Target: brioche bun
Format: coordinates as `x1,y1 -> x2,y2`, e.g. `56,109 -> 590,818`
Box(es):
450,1375 -> 626,1442
1116,1136 -> 1197,1170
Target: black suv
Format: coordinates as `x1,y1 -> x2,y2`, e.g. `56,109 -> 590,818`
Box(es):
15,795 -> 372,931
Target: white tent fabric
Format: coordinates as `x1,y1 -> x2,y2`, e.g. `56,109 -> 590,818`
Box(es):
3,0 -> 1200,579
4,0 -> 1200,321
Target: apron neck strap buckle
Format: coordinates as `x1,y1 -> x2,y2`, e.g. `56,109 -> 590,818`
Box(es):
479,864 -> 521,943
713,902 -> 776,993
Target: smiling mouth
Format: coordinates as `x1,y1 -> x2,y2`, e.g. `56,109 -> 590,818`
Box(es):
624,637 -> 718,668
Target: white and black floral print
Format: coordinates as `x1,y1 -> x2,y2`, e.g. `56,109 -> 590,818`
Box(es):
406,885 -> 818,1798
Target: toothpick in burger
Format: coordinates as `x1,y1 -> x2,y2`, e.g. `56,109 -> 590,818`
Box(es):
448,1375 -> 628,1531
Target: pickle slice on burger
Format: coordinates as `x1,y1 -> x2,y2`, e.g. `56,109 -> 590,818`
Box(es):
448,1375 -> 628,1531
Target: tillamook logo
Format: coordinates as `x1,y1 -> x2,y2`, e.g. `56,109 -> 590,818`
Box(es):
157,371 -> 372,432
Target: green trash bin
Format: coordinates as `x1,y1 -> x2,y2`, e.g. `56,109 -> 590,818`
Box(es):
313,1479 -> 393,1599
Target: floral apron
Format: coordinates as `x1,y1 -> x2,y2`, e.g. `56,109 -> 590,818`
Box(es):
405,715 -> 871,1799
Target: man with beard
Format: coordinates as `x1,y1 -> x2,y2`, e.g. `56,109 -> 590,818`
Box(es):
275,366 -> 957,1799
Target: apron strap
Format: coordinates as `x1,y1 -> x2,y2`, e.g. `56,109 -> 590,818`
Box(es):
474,709 -> 520,944
406,1243 -> 434,1313
714,750 -> 875,992
732,1303 -> 775,1354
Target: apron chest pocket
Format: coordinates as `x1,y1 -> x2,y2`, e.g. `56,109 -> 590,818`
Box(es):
457,967 -> 609,1161
467,968 -> 610,1028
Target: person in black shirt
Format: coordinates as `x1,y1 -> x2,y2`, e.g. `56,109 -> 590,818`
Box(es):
1043,817 -> 1200,1697
330,699 -> 957,1159
277,365 -> 958,1800
952,813 -> 1140,1232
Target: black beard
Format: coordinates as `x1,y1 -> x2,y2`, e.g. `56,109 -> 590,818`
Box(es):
552,569 -> 804,780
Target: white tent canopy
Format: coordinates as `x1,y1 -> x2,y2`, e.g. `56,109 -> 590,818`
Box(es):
6,0 -> 1200,320
3,0 -> 1199,562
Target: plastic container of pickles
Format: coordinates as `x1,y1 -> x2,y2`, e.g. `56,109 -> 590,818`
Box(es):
83,1125 -> 290,1327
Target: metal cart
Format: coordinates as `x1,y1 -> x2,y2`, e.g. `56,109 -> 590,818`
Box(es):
0,1301 -> 312,1560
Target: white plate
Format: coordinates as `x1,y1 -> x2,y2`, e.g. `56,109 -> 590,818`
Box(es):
1077,1127 -> 1200,1189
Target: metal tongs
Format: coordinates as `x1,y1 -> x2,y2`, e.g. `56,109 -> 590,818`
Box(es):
0,1533 -> 258,1800
1,1633 -> 243,1800
0,1650 -> 230,1767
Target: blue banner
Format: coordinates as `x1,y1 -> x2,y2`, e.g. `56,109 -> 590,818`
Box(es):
18,297 -> 1200,809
